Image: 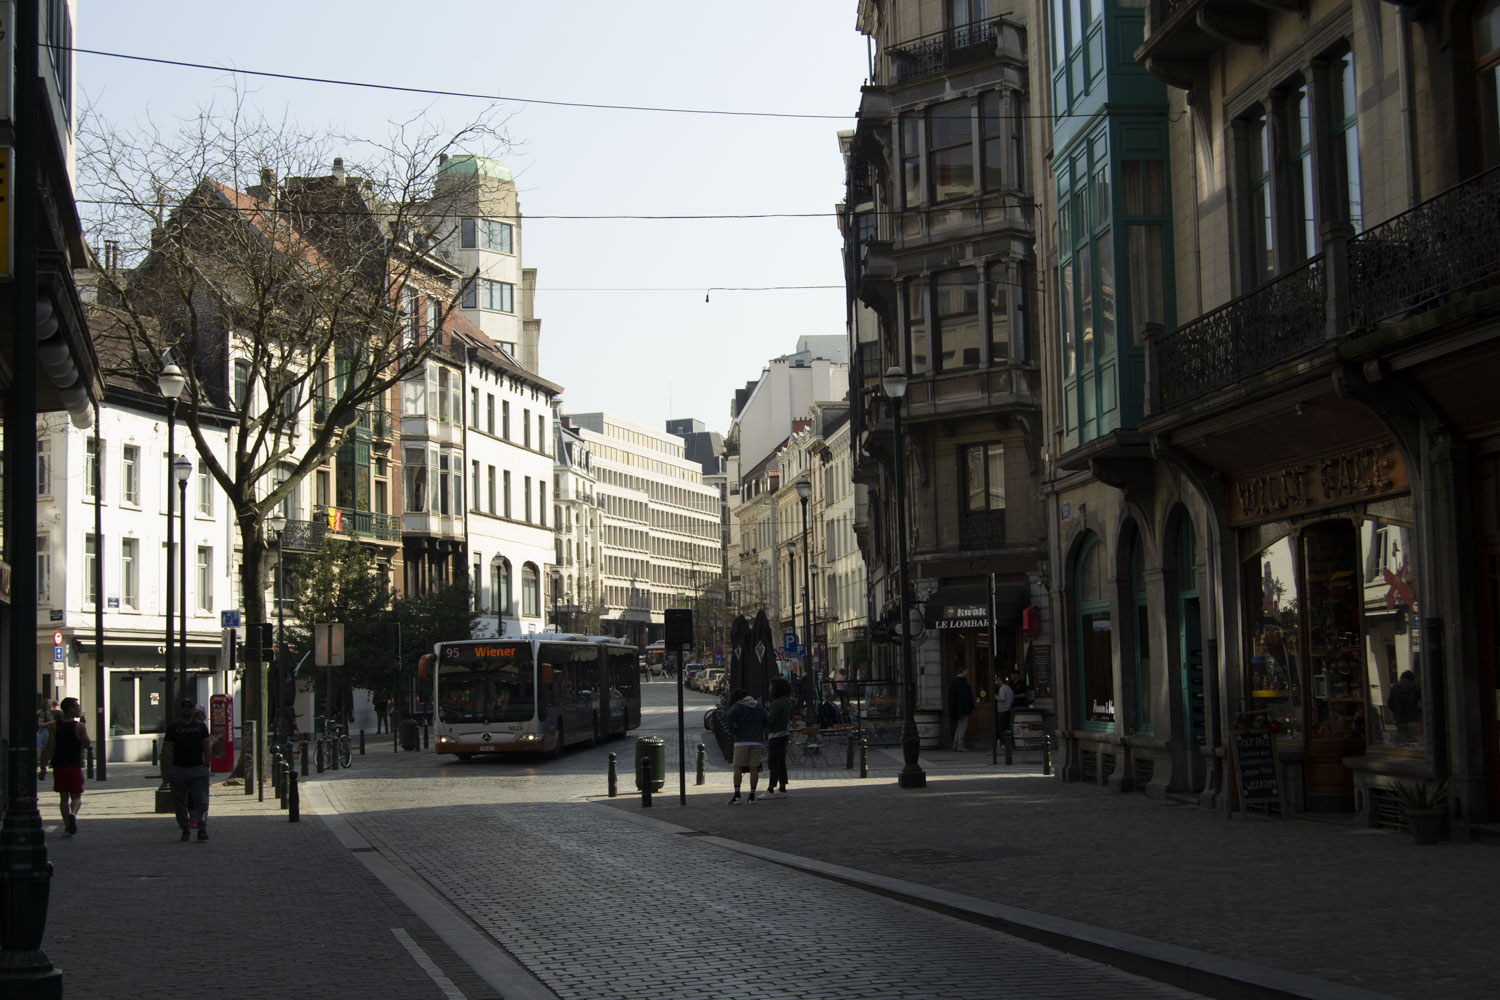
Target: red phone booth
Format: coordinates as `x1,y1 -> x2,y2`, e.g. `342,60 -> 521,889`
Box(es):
210,693 -> 235,773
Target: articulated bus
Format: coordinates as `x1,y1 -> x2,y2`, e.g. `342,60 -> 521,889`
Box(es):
433,635 -> 641,758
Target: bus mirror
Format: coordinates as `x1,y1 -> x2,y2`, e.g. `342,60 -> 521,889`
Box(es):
540,663 -> 553,685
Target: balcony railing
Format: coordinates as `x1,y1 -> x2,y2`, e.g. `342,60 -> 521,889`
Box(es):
311,504 -> 402,543
1348,165 -> 1500,331
958,508 -> 1006,550
1154,257 -> 1325,409
885,15 -> 1012,86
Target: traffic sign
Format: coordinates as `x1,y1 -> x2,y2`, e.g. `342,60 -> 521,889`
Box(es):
53,630 -> 63,646
783,631 -> 797,652
53,646 -> 64,662
221,610 -> 241,628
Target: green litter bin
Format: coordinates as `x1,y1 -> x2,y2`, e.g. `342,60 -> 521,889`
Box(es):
399,718 -> 420,751
634,736 -> 666,792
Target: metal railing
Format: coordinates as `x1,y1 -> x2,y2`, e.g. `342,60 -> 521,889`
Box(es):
1348,165 -> 1500,331
311,504 -> 401,543
1154,256 -> 1325,409
884,14 -> 1012,85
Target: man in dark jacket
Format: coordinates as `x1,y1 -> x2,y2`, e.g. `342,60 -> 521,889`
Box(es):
724,689 -> 768,804
948,671 -> 975,751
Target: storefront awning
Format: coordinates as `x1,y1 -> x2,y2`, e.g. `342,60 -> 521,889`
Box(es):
923,583 -> 1029,631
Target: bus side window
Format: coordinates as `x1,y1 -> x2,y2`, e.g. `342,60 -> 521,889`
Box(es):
540,663 -> 553,686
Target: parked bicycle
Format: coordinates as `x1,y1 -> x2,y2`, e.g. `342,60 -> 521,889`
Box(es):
318,716 -> 353,768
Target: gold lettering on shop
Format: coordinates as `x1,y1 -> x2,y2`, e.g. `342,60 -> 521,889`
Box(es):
1236,465 -> 1310,518
1231,442 -> 1403,525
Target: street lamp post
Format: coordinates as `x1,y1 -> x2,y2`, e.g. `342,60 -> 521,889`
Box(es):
267,513 -> 288,745
175,456 -> 192,703
883,366 -> 926,789
795,474 -> 813,715
155,363 -> 186,813
784,539 -> 799,704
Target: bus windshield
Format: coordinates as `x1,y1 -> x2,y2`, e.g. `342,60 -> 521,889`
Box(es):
437,646 -> 535,724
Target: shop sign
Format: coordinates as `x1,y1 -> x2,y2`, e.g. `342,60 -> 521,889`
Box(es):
932,603 -> 989,630
1230,441 -> 1406,525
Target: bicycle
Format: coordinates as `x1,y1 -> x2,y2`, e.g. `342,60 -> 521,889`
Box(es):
318,717 -> 353,769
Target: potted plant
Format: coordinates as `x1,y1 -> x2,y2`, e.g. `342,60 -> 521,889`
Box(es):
1391,778 -> 1449,845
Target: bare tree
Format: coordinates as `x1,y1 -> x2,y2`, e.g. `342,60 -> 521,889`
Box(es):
79,94 -> 507,763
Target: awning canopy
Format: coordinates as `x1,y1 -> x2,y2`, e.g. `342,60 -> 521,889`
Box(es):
923,583 -> 1029,631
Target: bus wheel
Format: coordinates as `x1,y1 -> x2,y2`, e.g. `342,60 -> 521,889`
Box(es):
457,753 -> 475,761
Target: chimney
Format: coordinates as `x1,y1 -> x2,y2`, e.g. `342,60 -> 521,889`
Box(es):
439,153 -> 449,167
332,157 -> 346,183
247,167 -> 276,205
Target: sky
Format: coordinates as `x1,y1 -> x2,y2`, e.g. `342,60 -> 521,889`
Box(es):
77,2 -> 871,437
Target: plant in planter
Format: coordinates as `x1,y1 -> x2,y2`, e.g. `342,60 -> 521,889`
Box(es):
1391,778 -> 1449,845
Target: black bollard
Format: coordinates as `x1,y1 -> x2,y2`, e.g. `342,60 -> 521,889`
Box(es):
696,744 -> 706,786
151,738 -> 159,768
279,761 -> 289,809
289,770 -> 300,822
1004,728 -> 1014,766
422,722 -> 429,750
316,739 -> 324,773
301,739 -> 310,777
1042,733 -> 1053,776
860,737 -> 869,779
359,729 -> 366,755
273,752 -> 283,801
86,744 -> 94,779
640,755 -> 653,808
608,752 -> 617,797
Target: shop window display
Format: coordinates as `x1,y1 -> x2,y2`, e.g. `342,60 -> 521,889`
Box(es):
1303,523 -> 1365,743
1360,520 -> 1422,750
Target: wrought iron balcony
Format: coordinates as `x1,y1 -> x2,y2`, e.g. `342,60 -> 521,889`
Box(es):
884,15 -> 1015,86
1152,257 -> 1325,410
1348,164 -> 1500,332
958,508 -> 1006,550
311,504 -> 402,544
275,518 -> 320,552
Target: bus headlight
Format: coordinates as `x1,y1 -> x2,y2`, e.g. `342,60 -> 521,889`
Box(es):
518,733 -> 543,743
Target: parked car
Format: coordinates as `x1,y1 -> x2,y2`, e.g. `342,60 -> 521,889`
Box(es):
701,668 -> 725,694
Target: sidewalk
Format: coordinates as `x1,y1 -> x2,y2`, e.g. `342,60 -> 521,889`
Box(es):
601,744 -> 1499,1000
33,761 -> 503,1000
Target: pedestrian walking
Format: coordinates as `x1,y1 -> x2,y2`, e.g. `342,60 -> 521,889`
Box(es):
764,676 -> 793,797
374,693 -> 389,734
996,672 -> 1016,745
724,688 -> 767,804
162,696 -> 214,842
40,697 -> 90,836
948,668 -> 974,751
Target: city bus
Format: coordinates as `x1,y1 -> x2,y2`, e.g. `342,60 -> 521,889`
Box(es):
643,640 -> 666,676
433,635 -> 641,759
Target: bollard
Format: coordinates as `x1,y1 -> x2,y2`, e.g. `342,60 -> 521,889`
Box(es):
288,770 -> 300,822
151,738 -> 159,768
86,744 -> 94,779
607,752 -> 617,798
359,729 -> 366,756
422,722 -> 429,750
279,761 -> 289,809
640,755 -> 653,808
696,744 -> 706,786
1004,728 -> 1014,766
1042,733 -> 1053,776
273,752 -> 284,802
846,732 -> 855,770
860,737 -> 869,779
316,739 -> 325,773
301,739 -> 309,777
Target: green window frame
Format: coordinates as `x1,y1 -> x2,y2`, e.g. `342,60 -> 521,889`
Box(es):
1287,79 -> 1316,263
1330,48 -> 1362,232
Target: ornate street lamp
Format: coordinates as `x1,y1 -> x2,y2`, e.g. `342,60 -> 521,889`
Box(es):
795,474 -> 813,716
154,362 -> 186,813
267,512 -> 288,745
883,365 -> 925,789
174,455 -> 193,701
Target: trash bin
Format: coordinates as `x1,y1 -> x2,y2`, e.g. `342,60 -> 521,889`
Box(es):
634,736 -> 666,792
399,718 -> 420,752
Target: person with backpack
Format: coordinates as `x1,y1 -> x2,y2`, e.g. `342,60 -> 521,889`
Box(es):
724,688 -> 768,804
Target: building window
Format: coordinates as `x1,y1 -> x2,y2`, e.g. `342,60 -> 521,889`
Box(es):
197,547 -> 212,613
1122,160 -> 1167,344
962,443 -> 1005,513
461,280 -> 477,310
402,371 -> 426,417
488,466 -> 496,513
197,465 -> 213,516
37,437 -> 51,497
539,481 -> 547,527
522,563 -> 540,617
462,218 -> 514,253
316,469 -> 330,507
538,415 -> 546,455
438,454 -> 451,516
1330,47 -> 1362,232
122,445 -> 140,505
471,387 -> 479,428
1477,1 -> 1500,166
901,115 -> 922,209
1247,107 -> 1275,285
929,100 -> 974,202
85,436 -> 100,500
523,409 -> 531,449
487,394 -> 495,434
504,470 -> 512,518
936,269 -> 980,370
1075,533 -> 1115,726
1129,531 -> 1151,734
905,281 -> 929,375
502,400 -> 510,439
234,360 -> 251,409
482,279 -> 514,312
404,447 -> 426,512
524,475 -> 532,522
85,534 -> 98,605
496,559 -> 512,614
121,537 -> 139,609
37,534 -> 51,604
1286,79 -> 1316,264
981,90 -> 1006,192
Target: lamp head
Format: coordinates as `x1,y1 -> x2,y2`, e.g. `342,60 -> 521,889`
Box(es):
881,365 -> 908,401
795,474 -> 811,501
785,539 -> 796,556
158,363 -> 186,401
267,512 -> 288,535
172,454 -> 193,485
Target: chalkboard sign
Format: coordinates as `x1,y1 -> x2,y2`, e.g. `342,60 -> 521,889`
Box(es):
1030,644 -> 1051,688
1230,730 -> 1282,808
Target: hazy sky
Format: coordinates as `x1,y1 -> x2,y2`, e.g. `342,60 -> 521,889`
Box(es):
77,2 -> 869,436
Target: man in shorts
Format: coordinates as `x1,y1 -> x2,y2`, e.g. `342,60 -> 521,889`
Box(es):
724,688 -> 767,804
40,697 -> 90,835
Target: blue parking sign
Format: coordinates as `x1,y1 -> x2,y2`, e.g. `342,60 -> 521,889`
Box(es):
783,632 -> 797,652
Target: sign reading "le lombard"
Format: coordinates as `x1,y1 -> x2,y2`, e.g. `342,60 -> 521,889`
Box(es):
934,604 -> 990,630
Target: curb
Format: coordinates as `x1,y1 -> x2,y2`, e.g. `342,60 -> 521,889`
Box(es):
600,802 -> 1398,1000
